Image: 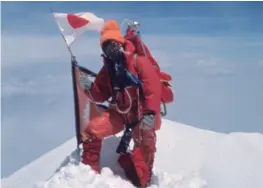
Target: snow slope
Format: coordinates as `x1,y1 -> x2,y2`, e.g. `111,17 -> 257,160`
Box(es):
2,119 -> 263,188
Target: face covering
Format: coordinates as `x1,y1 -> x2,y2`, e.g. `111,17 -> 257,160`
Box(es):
102,40 -> 123,63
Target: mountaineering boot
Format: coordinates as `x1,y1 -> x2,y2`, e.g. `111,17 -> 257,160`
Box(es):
81,132 -> 102,173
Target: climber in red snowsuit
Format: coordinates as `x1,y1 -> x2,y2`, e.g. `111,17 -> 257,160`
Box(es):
80,19 -> 162,187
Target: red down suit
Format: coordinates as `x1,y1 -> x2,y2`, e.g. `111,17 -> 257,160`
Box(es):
81,19 -> 162,187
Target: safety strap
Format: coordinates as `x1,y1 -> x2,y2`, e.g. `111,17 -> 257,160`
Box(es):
133,53 -> 144,100
133,54 -> 142,125
134,53 -> 138,70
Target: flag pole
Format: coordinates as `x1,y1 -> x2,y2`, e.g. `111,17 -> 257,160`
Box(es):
50,9 -> 81,160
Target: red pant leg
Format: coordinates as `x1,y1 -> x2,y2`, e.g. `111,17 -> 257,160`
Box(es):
132,120 -> 157,185
85,108 -> 125,140
133,127 -> 157,164
82,108 -> 124,172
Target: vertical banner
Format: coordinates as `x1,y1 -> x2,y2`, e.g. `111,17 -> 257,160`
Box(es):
72,61 -> 106,148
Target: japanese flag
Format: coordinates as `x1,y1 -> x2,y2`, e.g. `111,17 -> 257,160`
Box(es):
52,12 -> 105,46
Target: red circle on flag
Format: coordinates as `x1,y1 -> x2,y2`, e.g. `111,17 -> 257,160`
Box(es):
67,14 -> 89,29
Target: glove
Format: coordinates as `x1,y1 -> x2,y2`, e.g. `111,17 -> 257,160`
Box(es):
140,113 -> 155,130
79,75 -> 93,90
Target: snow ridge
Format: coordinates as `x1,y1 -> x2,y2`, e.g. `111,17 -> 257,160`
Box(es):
2,119 -> 263,188
42,144 -> 206,188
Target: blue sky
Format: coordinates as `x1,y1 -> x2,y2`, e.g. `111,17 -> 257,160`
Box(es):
1,1 -> 263,178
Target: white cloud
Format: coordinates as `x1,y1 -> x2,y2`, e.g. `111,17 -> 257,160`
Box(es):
143,16 -> 249,23
143,35 -> 226,49
204,67 -> 234,76
258,60 -> 263,68
244,42 -> 263,47
197,59 -> 217,67
2,33 -> 248,77
176,51 -> 234,75
1,74 -> 71,97
150,50 -> 173,68
1,34 -> 102,68
194,55 -> 235,75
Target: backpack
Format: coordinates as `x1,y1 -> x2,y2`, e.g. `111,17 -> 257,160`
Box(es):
124,27 -> 174,106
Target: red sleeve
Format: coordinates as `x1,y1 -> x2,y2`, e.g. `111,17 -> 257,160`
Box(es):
86,65 -> 111,103
135,56 -> 161,114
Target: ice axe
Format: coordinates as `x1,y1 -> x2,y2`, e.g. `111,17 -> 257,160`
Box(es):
116,119 -> 141,154
121,19 -> 147,57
